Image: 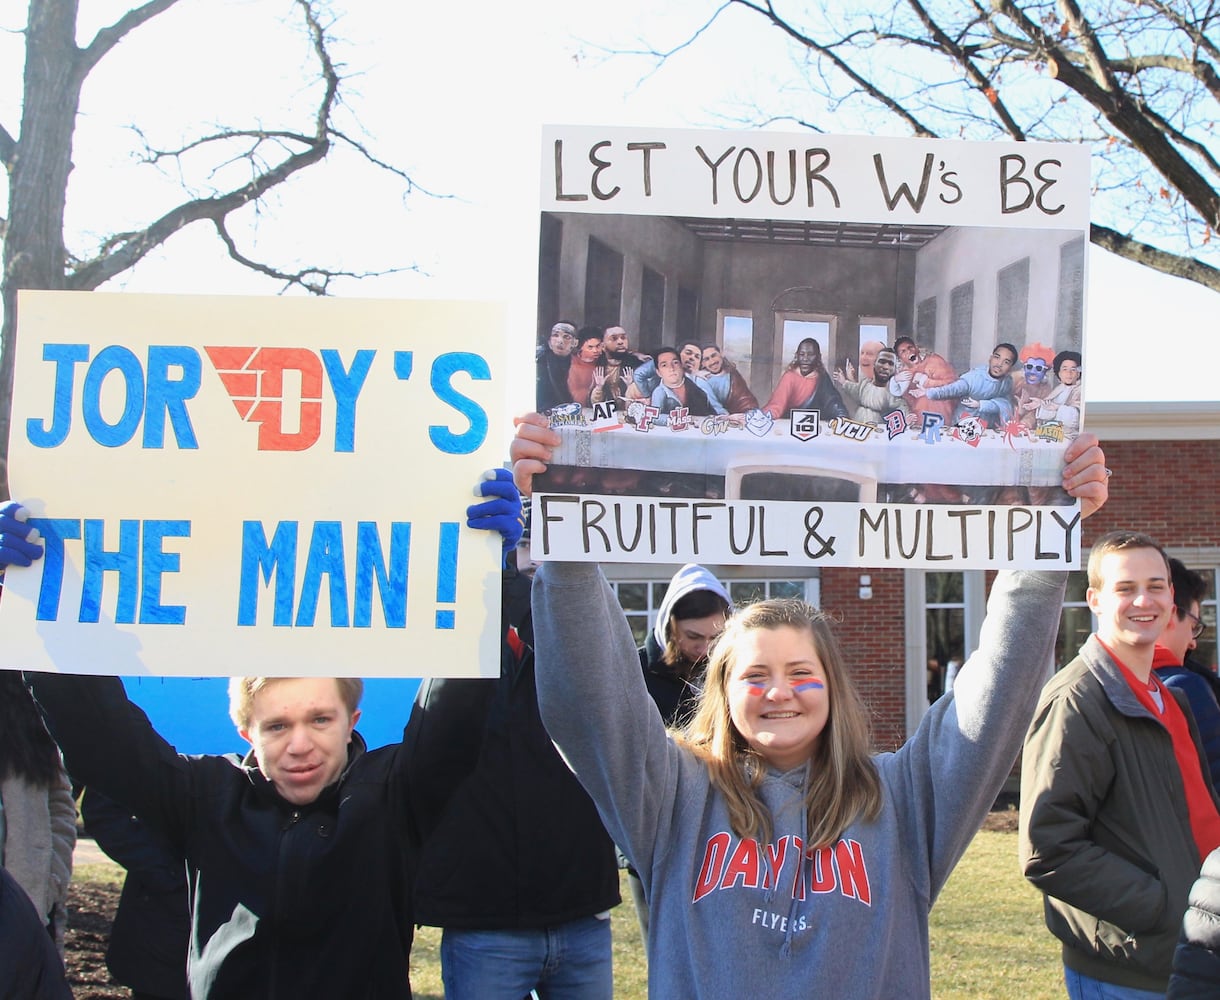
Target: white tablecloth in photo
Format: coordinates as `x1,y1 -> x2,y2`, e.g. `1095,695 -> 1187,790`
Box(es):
551,419 -> 1065,489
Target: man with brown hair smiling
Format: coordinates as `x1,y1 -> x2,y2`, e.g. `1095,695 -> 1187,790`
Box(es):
1021,530 -> 1220,998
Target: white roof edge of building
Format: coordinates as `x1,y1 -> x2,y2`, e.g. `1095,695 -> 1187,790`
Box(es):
1086,400 -> 1220,440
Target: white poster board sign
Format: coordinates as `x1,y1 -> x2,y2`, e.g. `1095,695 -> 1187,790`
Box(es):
533,126 -> 1091,569
0,292 -> 506,678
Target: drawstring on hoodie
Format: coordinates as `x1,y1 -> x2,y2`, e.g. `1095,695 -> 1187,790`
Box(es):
780,761 -> 811,957
753,759 -> 811,958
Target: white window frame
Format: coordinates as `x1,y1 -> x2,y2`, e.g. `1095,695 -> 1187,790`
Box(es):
605,564 -> 820,646
904,568 -> 987,735
717,309 -> 755,387
775,311 -> 837,372
858,317 -> 896,345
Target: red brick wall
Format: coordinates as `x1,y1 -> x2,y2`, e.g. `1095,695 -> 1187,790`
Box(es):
818,437 -> 1220,750
1082,439 -> 1220,548
820,565 -> 908,751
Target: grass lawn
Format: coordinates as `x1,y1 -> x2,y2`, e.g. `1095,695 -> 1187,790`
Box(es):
406,827 -> 1064,998
408,903 -> 648,999
930,829 -> 1064,998
71,824 -> 1061,997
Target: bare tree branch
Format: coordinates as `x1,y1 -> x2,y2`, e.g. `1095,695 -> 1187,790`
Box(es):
212,217 -> 417,295
1108,54 -> 1220,105
66,0 -> 341,290
731,0 -> 940,137
598,1 -> 736,88
1056,0 -> 1124,98
1146,0 -> 1220,65
994,0 -> 1220,228
76,0 -> 183,78
1091,222 -> 1220,292
139,128 -> 323,162
1138,101 -> 1220,183
904,0 -> 1026,139
0,121 -> 15,169
329,127 -> 446,198
619,1 -> 1220,293
65,137 -> 328,290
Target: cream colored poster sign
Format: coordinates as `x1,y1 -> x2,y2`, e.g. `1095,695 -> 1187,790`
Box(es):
0,292 -> 506,678
534,125 -> 1091,569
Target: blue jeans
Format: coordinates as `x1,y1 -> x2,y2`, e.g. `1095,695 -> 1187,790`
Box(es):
1063,966 -> 1164,1000
440,915 -> 613,1000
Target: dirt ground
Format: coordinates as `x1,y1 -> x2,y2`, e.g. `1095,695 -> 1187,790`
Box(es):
64,877 -> 127,999
982,805 -> 1020,833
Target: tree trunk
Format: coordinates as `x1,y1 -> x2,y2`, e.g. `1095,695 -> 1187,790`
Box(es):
1,0 -> 83,493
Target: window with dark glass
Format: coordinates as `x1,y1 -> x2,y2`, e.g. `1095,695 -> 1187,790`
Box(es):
584,236 -> 624,329
996,257 -> 1030,344
925,572 -> 965,702
641,265 -> 665,346
948,281 -> 973,374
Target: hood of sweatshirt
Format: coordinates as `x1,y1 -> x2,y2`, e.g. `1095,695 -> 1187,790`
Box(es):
652,563 -> 733,650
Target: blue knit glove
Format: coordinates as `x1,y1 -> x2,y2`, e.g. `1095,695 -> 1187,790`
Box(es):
467,469 -> 523,564
0,501 -> 44,569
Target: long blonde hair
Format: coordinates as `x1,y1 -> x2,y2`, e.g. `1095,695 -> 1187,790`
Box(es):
674,599 -> 882,847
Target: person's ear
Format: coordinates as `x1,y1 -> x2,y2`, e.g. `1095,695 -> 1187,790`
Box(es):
1086,587 -> 1100,614
238,727 -> 252,746
347,708 -> 362,738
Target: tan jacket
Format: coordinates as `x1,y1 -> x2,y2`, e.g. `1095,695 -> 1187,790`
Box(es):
1,766 -> 76,954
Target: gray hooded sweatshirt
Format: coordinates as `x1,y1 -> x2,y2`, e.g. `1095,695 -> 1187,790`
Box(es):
533,561 -> 1065,999
652,563 -> 732,653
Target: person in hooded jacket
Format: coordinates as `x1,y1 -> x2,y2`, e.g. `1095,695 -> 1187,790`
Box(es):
638,564 -> 733,730
628,563 -> 732,936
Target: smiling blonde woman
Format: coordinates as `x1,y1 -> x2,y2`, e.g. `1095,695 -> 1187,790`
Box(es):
510,411 -> 1112,1000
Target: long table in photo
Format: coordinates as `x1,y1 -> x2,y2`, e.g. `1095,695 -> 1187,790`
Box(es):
549,417 -> 1066,501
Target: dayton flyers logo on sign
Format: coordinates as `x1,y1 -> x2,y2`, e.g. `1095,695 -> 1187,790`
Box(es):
206,347 -> 340,452
789,409 -> 820,441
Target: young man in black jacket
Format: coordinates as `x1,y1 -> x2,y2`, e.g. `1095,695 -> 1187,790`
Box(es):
31,670 -> 416,999
1020,530 -> 1220,998
1,475 -> 523,1000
